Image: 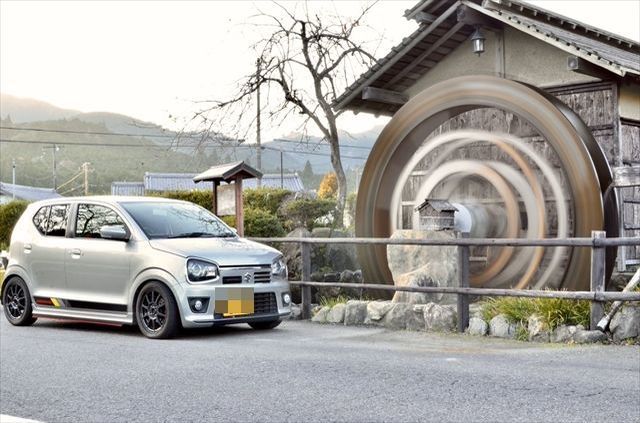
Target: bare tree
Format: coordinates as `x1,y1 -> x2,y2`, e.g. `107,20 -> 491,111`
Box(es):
195,2 -> 379,224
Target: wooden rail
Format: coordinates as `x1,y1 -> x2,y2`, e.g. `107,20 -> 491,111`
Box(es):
251,232 -> 640,331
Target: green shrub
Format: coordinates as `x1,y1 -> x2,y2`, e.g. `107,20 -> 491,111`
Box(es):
0,201 -> 29,248
480,295 -> 591,331
285,198 -> 336,231
243,208 -> 285,238
319,295 -> 348,308
534,297 -> 590,329
244,188 -> 291,215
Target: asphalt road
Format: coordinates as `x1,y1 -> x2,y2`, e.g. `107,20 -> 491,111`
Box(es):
0,313 -> 639,423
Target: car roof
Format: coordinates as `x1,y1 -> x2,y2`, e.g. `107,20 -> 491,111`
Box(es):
29,196 -> 189,207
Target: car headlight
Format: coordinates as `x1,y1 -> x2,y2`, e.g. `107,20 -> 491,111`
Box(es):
271,256 -> 288,280
186,259 -> 219,283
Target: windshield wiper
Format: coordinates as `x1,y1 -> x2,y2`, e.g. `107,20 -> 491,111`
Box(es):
167,232 -> 216,239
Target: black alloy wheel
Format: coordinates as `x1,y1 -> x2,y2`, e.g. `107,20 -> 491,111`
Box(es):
136,282 -> 180,339
2,277 -> 37,326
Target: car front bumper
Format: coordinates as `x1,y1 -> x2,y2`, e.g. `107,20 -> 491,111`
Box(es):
176,279 -> 291,328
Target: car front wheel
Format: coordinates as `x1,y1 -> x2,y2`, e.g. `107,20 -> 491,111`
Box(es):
248,320 -> 281,330
135,282 -> 180,339
2,277 -> 37,326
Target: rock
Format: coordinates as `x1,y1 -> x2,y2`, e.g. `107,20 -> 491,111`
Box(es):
365,301 -> 394,324
551,325 -> 580,343
423,303 -> 457,332
469,303 -> 483,319
340,270 -> 354,283
387,230 -> 458,304
324,272 -> 341,282
574,329 -> 608,344
489,314 -> 516,339
310,272 -> 325,282
406,305 -> 427,331
382,303 -> 411,330
392,265 -> 445,304
353,270 -> 363,283
344,300 -> 368,326
468,317 -> 488,336
327,304 -> 346,324
280,227 -> 311,302
609,305 -> 640,342
311,306 -> 330,323
527,314 -> 550,342
289,304 -> 302,320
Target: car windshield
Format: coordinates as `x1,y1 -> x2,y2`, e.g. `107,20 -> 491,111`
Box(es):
121,201 -> 236,239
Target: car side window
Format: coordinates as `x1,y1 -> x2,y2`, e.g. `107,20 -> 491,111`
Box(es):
75,204 -> 125,239
47,204 -> 70,237
32,206 -> 50,235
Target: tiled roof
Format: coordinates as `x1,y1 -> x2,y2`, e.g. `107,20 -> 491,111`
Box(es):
333,0 -> 640,115
0,182 -> 61,202
113,172 -> 305,195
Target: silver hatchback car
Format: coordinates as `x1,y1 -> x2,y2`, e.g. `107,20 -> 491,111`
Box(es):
1,196 -> 291,338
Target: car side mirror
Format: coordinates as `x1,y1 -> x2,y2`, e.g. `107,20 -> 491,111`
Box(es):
99,225 -> 130,241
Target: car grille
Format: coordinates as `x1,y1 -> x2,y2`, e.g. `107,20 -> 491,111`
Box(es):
254,292 -> 277,315
254,270 -> 271,283
222,276 -> 242,284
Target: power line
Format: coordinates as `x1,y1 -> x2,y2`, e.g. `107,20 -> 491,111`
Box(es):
0,138 -> 369,160
0,126 -> 374,150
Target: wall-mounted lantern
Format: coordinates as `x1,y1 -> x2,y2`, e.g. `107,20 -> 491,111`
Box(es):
471,26 -> 486,56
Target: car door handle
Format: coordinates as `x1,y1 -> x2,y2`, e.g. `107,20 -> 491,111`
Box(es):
24,244 -> 32,254
70,249 -> 83,259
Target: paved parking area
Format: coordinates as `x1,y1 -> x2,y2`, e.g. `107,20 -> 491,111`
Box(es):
1,315 -> 639,422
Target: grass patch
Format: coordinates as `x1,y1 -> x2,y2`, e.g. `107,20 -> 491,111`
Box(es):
480,294 -> 591,331
319,295 -> 348,308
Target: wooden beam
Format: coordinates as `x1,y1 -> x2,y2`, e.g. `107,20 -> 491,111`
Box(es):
362,86 -> 408,105
567,55 -> 613,79
383,22 -> 464,89
457,4 -> 502,29
334,1 -> 461,111
212,180 -> 219,215
235,176 -> 244,236
414,11 -> 437,24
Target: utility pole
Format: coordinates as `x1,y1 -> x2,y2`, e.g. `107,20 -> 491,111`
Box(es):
82,162 -> 90,196
43,144 -> 60,191
256,58 -> 262,187
11,158 -> 16,199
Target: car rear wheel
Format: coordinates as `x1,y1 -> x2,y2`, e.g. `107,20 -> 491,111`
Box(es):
135,282 -> 180,339
248,320 -> 281,330
2,277 -> 37,326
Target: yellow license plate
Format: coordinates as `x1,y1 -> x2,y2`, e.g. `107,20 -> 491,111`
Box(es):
215,287 -> 254,317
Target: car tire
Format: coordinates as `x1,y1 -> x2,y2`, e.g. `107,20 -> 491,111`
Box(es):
2,277 -> 37,326
248,319 -> 282,330
135,282 -> 180,339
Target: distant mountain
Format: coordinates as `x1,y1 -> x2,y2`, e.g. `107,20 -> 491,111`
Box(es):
0,93 -> 80,123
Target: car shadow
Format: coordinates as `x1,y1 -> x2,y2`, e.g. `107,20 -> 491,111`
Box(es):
31,317 -> 283,340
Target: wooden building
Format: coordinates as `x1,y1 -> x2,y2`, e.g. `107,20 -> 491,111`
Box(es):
334,0 -> 640,270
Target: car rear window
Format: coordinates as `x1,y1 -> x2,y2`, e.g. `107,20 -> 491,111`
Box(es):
32,204 -> 70,237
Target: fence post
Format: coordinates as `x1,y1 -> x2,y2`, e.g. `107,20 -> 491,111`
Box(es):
457,232 -> 470,333
301,241 -> 312,320
590,230 -> 606,330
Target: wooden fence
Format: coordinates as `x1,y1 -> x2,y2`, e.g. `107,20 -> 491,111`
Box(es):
251,231 -> 640,332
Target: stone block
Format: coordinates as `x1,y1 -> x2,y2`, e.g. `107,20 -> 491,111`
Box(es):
311,306 -> 330,323
609,306 -> 640,342
423,303 -> 457,332
327,304 -> 346,324
344,300 -> 368,326
489,314 -> 516,339
468,317 -> 488,336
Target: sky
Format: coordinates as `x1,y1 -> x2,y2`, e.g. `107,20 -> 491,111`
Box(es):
1,0 -> 639,141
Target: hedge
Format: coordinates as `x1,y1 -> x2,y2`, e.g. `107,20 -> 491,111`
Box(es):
0,201 -> 29,249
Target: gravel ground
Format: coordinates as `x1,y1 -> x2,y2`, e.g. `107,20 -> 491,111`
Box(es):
1,314 -> 639,422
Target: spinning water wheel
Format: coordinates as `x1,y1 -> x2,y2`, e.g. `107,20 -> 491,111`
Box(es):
355,75 -> 618,290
